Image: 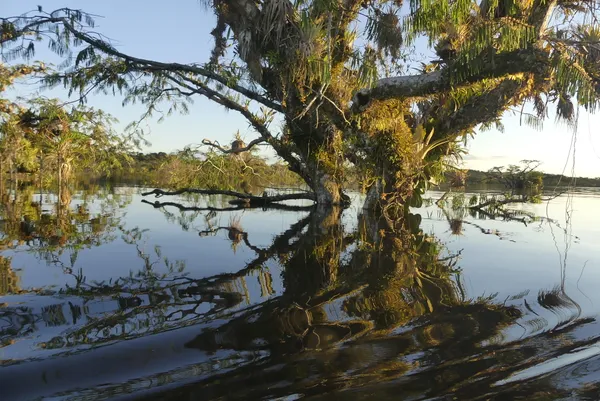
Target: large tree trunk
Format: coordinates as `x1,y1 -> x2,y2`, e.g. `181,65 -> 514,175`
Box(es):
362,165 -> 415,216
289,119 -> 349,206
363,179 -> 384,212
308,160 -> 346,206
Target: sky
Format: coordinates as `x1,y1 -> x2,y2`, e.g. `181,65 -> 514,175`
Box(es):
3,0 -> 600,178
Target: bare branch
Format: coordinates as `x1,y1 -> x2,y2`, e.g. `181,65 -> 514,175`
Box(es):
201,137 -> 266,154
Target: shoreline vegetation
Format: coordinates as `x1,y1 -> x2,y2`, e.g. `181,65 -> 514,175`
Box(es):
4,150 -> 598,193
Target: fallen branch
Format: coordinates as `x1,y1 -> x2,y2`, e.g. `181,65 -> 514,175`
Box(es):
468,191 -> 565,211
468,197 -> 529,211
473,207 -> 529,225
141,199 -> 314,212
141,188 -> 316,205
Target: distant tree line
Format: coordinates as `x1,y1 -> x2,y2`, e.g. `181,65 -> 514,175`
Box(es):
450,165 -> 600,188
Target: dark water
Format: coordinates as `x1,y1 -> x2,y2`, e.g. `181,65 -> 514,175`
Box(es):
1,185 -> 599,400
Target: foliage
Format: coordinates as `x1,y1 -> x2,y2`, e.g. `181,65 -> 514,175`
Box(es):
0,62 -> 46,114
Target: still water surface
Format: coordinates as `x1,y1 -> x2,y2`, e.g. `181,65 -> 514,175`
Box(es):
0,185 -> 599,400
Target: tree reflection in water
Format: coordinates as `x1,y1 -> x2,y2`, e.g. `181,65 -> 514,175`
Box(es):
154,206 -> 524,401
0,184 -> 133,355
0,191 -> 595,400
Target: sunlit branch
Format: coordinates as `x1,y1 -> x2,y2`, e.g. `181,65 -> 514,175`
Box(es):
352,49 -> 548,110
353,0 -> 558,111
435,79 -> 525,136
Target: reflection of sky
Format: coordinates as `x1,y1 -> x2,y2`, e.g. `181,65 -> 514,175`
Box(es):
418,189 -> 600,341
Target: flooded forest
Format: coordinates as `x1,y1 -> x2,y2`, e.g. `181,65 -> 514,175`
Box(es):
3,1 -> 600,400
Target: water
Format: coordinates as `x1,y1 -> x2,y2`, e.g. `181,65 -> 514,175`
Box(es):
1,185 -> 599,400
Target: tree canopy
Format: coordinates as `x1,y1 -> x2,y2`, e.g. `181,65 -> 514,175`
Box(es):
2,1 -> 600,211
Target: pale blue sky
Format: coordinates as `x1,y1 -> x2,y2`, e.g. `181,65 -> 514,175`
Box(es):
3,0 -> 600,178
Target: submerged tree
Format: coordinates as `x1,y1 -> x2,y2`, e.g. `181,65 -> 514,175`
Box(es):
2,1 -> 600,212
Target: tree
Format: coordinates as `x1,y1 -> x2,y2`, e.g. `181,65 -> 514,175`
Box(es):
0,60 -> 138,188
487,159 -> 543,191
2,2 -> 600,213
19,99 -> 137,183
0,97 -> 139,188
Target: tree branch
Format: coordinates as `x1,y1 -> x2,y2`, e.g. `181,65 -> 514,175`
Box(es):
1,11 -> 283,112
162,73 -> 310,181
435,78 -> 525,136
352,49 -> 547,110
352,0 -> 558,110
164,73 -> 273,136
